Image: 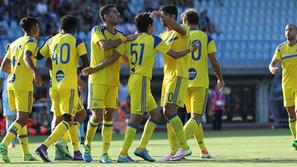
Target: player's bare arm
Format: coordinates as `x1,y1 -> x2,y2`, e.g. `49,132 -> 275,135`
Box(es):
98,33 -> 141,51
269,59 -> 280,75
77,54 -> 89,74
209,53 -> 224,91
150,11 -> 186,36
0,57 -> 11,74
82,51 -> 121,76
23,50 -> 43,87
167,43 -> 198,59
44,57 -> 52,70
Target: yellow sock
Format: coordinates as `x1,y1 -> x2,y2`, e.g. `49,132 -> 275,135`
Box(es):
193,123 -> 207,152
120,123 -> 137,155
18,125 -> 30,155
62,131 -> 70,142
289,119 -> 297,140
169,116 -> 188,150
69,122 -> 80,151
102,120 -> 113,154
2,122 -> 21,147
138,120 -> 157,149
44,121 -> 69,148
85,119 -> 98,146
167,123 -> 178,154
184,118 -> 198,140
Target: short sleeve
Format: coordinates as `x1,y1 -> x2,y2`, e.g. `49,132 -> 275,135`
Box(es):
116,43 -> 127,55
273,46 -> 281,61
39,39 -> 51,58
91,26 -> 107,44
77,41 -> 88,57
25,37 -> 38,57
153,36 -> 170,55
207,35 -> 217,54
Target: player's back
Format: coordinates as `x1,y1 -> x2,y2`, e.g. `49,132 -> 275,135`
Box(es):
188,30 -> 216,88
118,33 -> 168,80
46,33 -> 86,89
89,25 -> 125,86
160,24 -> 190,79
7,36 -> 37,91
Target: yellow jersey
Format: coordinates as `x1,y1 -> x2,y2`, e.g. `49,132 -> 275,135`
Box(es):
6,36 -> 38,91
116,33 -> 170,79
89,25 -> 125,86
188,30 -> 216,88
39,33 -> 87,89
273,42 -> 297,90
160,24 -> 190,79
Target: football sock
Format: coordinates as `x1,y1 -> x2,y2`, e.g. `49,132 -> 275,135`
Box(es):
289,118 -> 297,140
120,122 -> 138,155
44,121 -> 69,148
102,120 -> 113,154
138,118 -> 157,149
85,118 -> 99,146
18,125 -> 30,155
2,122 -> 21,147
69,122 -> 80,151
194,123 -> 208,152
169,116 -> 189,150
167,123 -> 178,154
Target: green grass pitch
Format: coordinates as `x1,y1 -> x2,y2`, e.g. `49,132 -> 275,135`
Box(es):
1,129 -> 297,167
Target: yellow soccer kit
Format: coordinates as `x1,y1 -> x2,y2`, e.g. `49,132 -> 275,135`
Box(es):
186,30 -> 216,114
88,25 -> 125,109
39,33 -> 87,116
5,36 -> 37,112
116,33 -> 170,114
273,42 -> 297,107
160,24 -> 190,107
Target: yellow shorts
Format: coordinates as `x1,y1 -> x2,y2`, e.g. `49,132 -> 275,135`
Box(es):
128,75 -> 157,115
87,83 -> 118,109
8,90 -> 33,112
185,87 -> 208,115
283,87 -> 297,107
50,88 -> 79,117
161,76 -> 188,108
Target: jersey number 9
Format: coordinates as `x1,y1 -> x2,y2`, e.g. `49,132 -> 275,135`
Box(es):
191,40 -> 202,61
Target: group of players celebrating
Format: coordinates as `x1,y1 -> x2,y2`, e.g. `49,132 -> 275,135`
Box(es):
0,3 -> 225,163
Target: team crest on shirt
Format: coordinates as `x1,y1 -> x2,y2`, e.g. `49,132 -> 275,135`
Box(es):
8,73 -> 16,83
56,70 -> 65,82
188,68 -> 197,80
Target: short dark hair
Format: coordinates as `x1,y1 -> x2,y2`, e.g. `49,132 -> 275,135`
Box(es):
60,15 -> 77,32
134,12 -> 153,33
99,4 -> 115,21
160,4 -> 178,20
19,16 -> 38,32
181,9 -> 199,25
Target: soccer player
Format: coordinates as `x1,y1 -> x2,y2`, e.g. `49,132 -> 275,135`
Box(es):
83,4 -> 139,163
181,9 -> 224,158
150,5 -> 192,161
44,57 -> 87,161
0,16 -> 42,163
269,24 -> 297,148
82,12 -> 197,163
0,44 -> 17,148
35,15 -> 89,162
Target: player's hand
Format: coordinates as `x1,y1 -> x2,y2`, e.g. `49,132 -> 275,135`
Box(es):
82,67 -> 95,76
126,33 -> 141,42
217,79 -> 225,92
150,11 -> 162,18
269,66 -> 278,75
33,72 -> 43,87
191,43 -> 199,52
